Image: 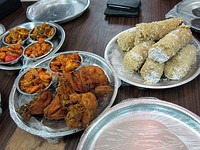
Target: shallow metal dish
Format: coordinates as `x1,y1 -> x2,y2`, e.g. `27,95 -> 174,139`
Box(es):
175,0 -> 200,32
9,51 -> 119,140
77,97 -> 200,150
104,27 -> 200,89
26,0 -> 90,24
0,24 -> 6,37
0,22 -> 65,70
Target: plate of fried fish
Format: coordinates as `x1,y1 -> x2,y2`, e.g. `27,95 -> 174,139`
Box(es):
104,17 -> 200,89
9,51 -> 119,140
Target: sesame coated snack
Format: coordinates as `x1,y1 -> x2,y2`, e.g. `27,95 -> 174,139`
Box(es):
164,44 -> 197,80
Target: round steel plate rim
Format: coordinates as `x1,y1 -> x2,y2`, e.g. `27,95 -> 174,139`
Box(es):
0,22 -> 65,70
77,97 -> 200,149
9,51 -> 119,139
104,27 -> 200,89
175,0 -> 200,32
26,0 -> 90,24
0,24 -> 6,36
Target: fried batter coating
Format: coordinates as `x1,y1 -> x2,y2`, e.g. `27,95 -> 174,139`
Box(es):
65,104 -> 83,128
79,66 -> 109,92
93,85 -> 113,98
43,73 -> 76,120
18,90 -> 52,119
29,90 -> 52,115
44,94 -> 67,120
65,92 -> 98,128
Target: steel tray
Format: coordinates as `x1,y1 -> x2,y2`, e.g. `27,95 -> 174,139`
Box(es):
0,22 -> 65,70
26,0 -> 90,24
77,98 -> 200,150
166,0 -> 200,32
9,51 -> 119,140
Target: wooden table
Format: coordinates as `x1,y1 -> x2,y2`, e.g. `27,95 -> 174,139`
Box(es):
0,0 -> 200,149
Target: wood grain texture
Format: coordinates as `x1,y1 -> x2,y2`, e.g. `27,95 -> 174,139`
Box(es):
0,0 -> 200,149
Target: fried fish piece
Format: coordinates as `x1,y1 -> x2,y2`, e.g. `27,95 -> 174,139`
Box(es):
65,92 -> 98,128
43,73 -> 76,120
44,94 -> 67,120
18,90 -> 52,119
79,66 -> 109,92
65,104 -> 83,128
93,85 -> 113,98
29,90 -> 52,115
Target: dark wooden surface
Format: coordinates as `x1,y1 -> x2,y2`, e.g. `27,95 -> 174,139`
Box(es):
0,0 -> 200,149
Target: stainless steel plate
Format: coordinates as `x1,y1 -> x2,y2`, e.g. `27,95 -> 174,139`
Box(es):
0,22 -> 65,70
77,98 -> 200,150
26,0 -> 90,24
166,0 -> 200,32
104,27 -> 200,89
0,24 -> 6,36
9,51 -> 119,139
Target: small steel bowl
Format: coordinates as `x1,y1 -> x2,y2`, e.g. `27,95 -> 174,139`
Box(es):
0,44 -> 24,65
23,40 -> 54,61
49,52 -> 83,74
28,23 -> 56,42
16,67 -> 53,96
2,27 -> 30,46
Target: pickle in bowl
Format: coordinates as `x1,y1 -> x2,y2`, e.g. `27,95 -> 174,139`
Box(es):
17,67 -> 53,95
29,22 -> 56,42
0,44 -> 23,65
2,27 -> 30,45
23,38 -> 53,60
49,52 -> 83,74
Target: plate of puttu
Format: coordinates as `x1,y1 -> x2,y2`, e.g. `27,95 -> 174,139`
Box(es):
104,17 -> 200,89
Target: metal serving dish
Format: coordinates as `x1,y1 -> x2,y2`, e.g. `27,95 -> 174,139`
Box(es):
0,24 -> 6,37
166,0 -> 200,32
0,22 -> 65,70
9,51 -> 119,140
77,98 -> 200,150
104,27 -> 200,89
176,0 -> 200,32
26,0 -> 90,24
